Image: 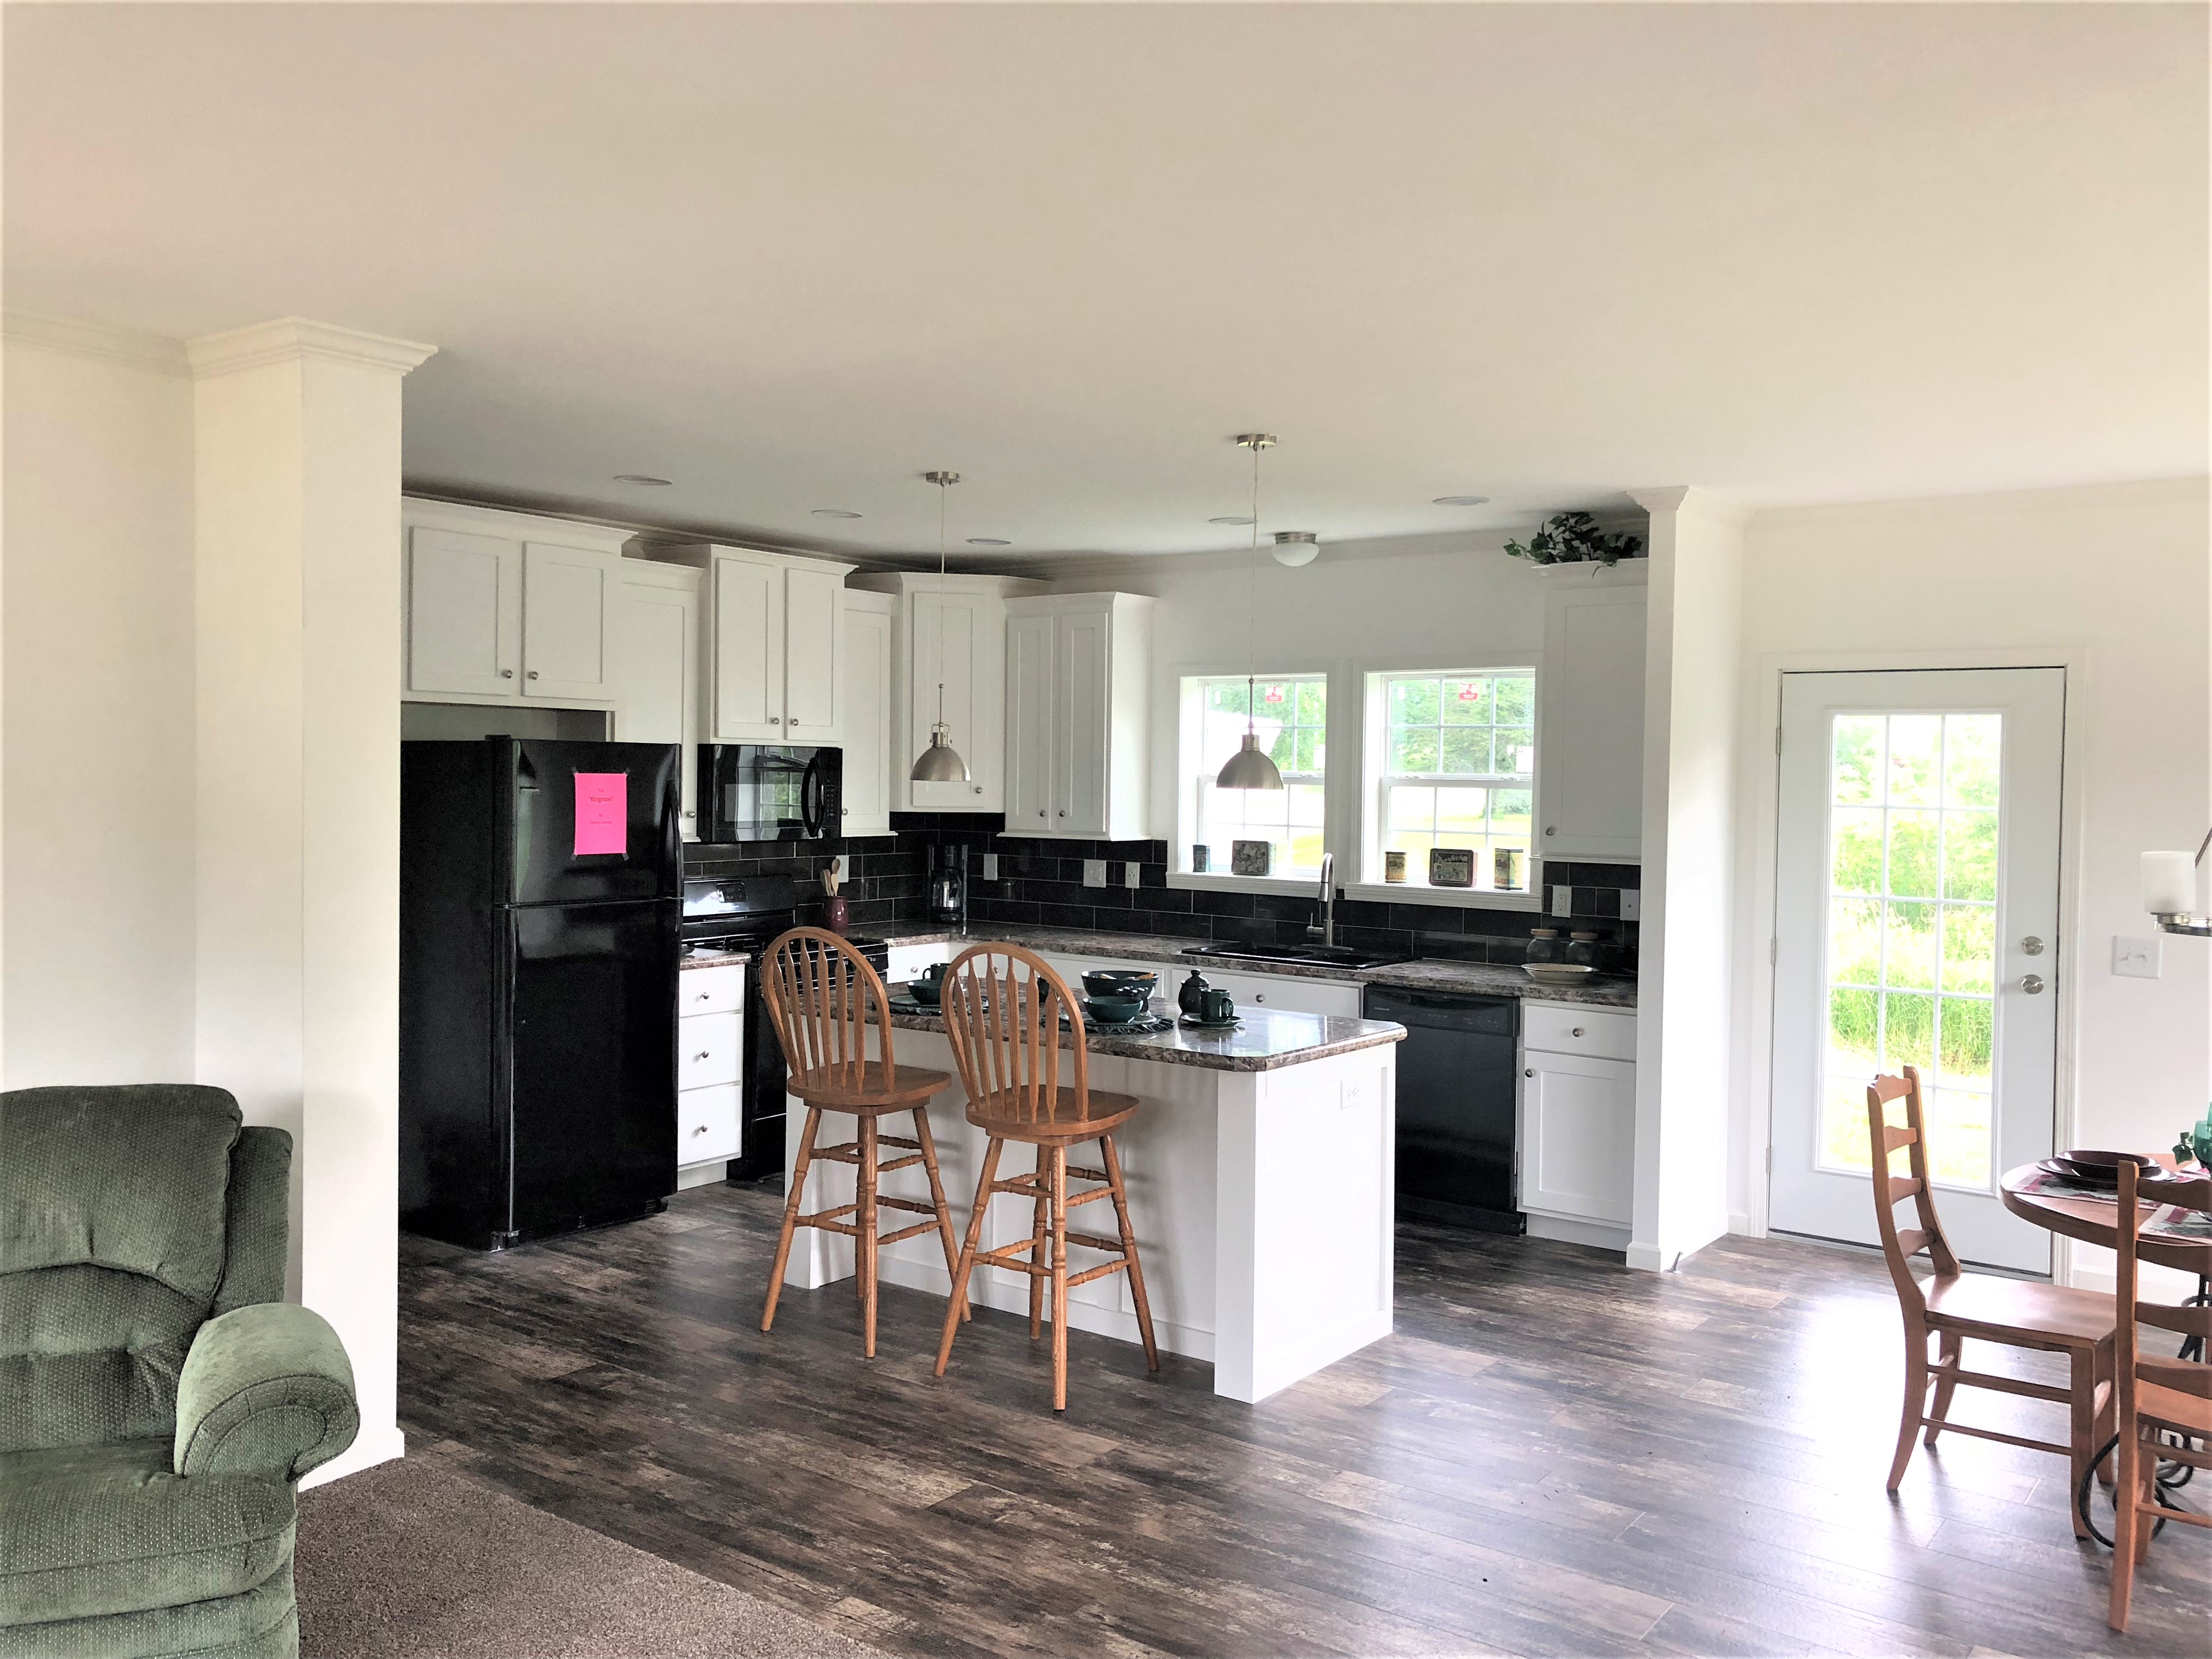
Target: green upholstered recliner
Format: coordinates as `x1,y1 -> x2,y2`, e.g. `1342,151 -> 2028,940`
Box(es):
1,1085 -> 358,1659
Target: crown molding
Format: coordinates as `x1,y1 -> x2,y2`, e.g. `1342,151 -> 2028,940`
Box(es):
2,311 -> 191,376
1626,484 -> 1752,526
187,317 -> 436,379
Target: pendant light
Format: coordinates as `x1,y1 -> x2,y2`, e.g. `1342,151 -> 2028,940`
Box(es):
910,470 -> 971,784
1216,435 -> 1287,791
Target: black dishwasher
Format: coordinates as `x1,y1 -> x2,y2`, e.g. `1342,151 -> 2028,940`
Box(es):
1364,985 -> 1525,1233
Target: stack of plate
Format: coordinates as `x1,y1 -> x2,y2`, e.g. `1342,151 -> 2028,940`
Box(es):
2036,1149 -> 2151,1189
1522,962 -> 1597,985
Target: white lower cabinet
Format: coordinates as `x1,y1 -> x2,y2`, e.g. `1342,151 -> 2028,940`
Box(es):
1518,1002 -> 1635,1227
1036,952 -> 1361,1018
678,966 -> 744,1180
886,941 -> 955,984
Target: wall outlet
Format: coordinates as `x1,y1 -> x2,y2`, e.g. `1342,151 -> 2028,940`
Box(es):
1082,859 -> 1108,888
1551,885 -> 1574,918
980,853 -> 999,882
1123,861 -> 1142,888
2113,935 -> 2162,979
1620,889 -> 1641,921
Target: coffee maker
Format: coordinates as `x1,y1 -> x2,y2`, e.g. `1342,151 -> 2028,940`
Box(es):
927,842 -> 968,932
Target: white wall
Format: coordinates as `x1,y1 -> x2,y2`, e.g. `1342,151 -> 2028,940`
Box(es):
1,320 -> 197,1086
1728,479 -> 2211,1288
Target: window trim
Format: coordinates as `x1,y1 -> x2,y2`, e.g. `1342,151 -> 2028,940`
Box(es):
1357,661 -> 1546,911
1173,666 -> 1333,887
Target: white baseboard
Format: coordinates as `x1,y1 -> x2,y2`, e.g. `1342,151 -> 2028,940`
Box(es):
676,1161 -> 728,1192
1626,1243 -> 1677,1272
301,1423 -> 404,1490
1728,1210 -> 1760,1237
1525,1212 -> 1630,1254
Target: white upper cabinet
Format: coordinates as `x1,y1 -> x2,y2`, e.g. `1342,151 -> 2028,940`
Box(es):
709,551 -> 783,740
848,572 -> 1047,815
403,501 -> 629,707
1536,569 -> 1648,861
407,527 -> 519,697
666,545 -> 854,744
840,592 -> 896,837
1003,593 -> 1152,840
610,564 -> 701,837
521,543 -> 613,701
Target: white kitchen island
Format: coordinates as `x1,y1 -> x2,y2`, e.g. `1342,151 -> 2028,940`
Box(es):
780,1002 -> 1405,1403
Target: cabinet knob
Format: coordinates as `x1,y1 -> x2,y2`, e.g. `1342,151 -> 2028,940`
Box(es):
691,1124 -> 708,1136
974,785 -> 983,795
1039,810 -> 1046,818
1544,826 -> 1556,837
1572,1026 -> 1584,1037
683,810 -> 694,818
2021,974 -> 2046,995
693,1051 -> 710,1061
770,716 -> 781,725
1058,810 -> 1066,817
501,669 -> 515,679
1254,993 -> 1266,1004
1526,1068 -> 1534,1077
527,670 -> 539,680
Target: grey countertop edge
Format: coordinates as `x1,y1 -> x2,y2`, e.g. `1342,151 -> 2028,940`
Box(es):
873,924 -> 1638,1009
679,949 -> 753,972
875,1006 -> 1408,1073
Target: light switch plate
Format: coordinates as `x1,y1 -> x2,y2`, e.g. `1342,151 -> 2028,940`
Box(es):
981,853 -> 999,882
2113,935 -> 2162,979
1082,859 -> 1108,888
1551,886 -> 1573,917
1620,889 -> 1641,921
1123,862 -> 1142,888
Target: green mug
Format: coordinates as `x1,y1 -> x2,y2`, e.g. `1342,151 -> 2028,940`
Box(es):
1201,988 -> 1236,1023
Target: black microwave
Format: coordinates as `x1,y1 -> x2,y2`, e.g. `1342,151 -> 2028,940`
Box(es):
698,744 -> 842,843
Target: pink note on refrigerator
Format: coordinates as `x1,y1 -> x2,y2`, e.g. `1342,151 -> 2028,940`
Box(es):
573,772 -> 628,856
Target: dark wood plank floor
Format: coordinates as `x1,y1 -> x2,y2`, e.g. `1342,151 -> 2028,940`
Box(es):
398,1184 -> 2209,1658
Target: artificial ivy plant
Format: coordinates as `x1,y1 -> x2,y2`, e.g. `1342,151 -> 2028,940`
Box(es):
1503,511 -> 1645,567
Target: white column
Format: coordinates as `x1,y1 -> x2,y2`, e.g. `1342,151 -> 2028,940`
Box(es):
188,318 -> 435,1482
1627,486 -> 1748,1272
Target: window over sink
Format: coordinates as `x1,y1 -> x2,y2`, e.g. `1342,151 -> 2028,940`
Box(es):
1176,673 -> 1329,880
1362,668 -> 1536,898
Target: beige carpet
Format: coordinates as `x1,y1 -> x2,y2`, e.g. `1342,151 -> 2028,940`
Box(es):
296,1457 -> 893,1659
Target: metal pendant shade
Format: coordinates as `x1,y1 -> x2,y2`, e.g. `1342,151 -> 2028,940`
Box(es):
1216,727 -> 1284,791
1216,436 -> 1286,791
910,470 -> 972,785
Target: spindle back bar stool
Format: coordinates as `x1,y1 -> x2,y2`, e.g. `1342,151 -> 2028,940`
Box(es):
758,927 -> 964,1358
932,943 -> 1158,1412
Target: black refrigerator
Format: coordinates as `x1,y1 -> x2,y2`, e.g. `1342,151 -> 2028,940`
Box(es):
400,738 -> 682,1251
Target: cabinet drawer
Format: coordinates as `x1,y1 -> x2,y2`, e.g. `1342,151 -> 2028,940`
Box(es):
678,1083 -> 741,1165
887,943 -> 953,984
680,964 -> 745,1017
1199,968 -> 1361,1019
678,1012 -> 742,1089
1522,1002 -> 1635,1062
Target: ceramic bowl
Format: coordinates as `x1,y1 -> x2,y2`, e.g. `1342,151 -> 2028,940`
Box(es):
905,975 -> 944,1007
1082,969 -> 1157,999
1082,993 -> 1149,1025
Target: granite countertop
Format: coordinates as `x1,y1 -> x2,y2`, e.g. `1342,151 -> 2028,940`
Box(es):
873,997 -> 1405,1074
679,947 -> 753,972
876,923 -> 1638,1009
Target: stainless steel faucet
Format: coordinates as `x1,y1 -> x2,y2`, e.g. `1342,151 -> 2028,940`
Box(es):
1308,851 -> 1336,950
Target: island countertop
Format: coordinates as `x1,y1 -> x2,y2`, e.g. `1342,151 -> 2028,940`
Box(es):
873,997 -> 1406,1073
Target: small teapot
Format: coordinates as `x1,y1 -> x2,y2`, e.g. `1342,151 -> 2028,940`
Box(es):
1178,968 -> 1212,1017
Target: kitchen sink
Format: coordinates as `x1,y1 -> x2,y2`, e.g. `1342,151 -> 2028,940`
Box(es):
1180,941 -> 1411,972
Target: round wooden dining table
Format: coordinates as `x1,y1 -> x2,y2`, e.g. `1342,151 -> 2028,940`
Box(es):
2000,1155 -> 2212,1276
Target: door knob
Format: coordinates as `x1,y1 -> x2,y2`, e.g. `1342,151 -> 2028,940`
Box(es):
2020,974 -> 2046,995
2021,936 -> 2045,956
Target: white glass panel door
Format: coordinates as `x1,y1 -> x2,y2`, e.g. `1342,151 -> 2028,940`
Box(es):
1770,668 -> 2063,1273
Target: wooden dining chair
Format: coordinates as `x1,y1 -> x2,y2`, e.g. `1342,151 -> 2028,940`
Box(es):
1866,1068 -> 2116,1534
2108,1158 -> 2211,1632
932,943 -> 1158,1412
758,927 -> 965,1359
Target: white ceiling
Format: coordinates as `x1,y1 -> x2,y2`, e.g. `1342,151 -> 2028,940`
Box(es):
7,3 -> 2204,563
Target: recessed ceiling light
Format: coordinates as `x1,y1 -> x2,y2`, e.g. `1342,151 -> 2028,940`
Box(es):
1432,494 -> 1490,507
965,537 -> 1011,546
811,508 -> 864,519
1209,515 -> 1256,526
613,474 -> 673,486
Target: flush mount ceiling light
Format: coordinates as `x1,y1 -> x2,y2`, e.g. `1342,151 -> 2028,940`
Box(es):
613,474 -> 673,486
1216,434 -> 1286,792
812,507 -> 864,519
966,537 -> 1011,546
1272,531 -> 1321,568
910,471 -> 972,785
1432,494 -> 1491,507
1210,514 -> 1255,526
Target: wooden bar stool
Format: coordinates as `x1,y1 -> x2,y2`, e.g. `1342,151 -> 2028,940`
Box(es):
758,927 -> 965,1359
1865,1067 -> 2115,1534
932,944 -> 1158,1412
2108,1158 -> 2211,1632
